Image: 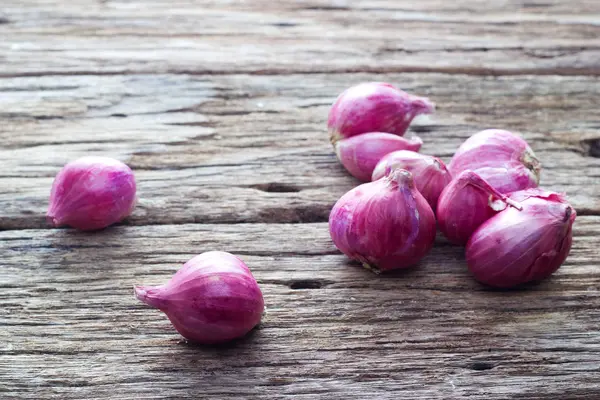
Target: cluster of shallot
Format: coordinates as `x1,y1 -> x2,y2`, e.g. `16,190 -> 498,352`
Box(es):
328,82 -> 576,289
47,157 -> 264,344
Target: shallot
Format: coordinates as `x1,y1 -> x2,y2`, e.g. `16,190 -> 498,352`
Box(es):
328,82 -> 435,144
449,129 -> 541,193
437,170 -> 522,245
135,251 -> 264,344
335,132 -> 422,182
329,168 -> 436,272
466,189 -> 575,288
372,150 -> 452,211
47,156 -> 136,231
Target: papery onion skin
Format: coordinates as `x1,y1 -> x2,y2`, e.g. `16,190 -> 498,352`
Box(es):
466,189 -> 576,288
47,156 -> 137,231
437,170 -> 522,245
449,129 -> 541,193
329,168 -> 436,272
135,251 -> 264,344
328,82 -> 435,144
372,150 -> 452,211
335,133 -> 423,182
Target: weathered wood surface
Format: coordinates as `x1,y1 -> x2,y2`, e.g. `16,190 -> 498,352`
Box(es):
1,73 -> 599,230
1,1 -> 600,399
2,0 -> 600,76
2,220 -> 600,399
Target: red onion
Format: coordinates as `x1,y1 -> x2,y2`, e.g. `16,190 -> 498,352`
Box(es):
47,156 -> 136,231
449,129 -> 541,193
335,132 -> 422,181
372,150 -> 452,211
437,170 -> 522,245
328,82 -> 435,143
329,168 -> 436,272
135,251 -> 264,344
466,189 -> 576,288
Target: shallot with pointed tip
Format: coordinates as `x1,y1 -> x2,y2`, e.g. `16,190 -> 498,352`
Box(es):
437,170 -> 522,245
328,82 -> 435,144
449,129 -> 541,193
335,132 -> 423,181
466,189 -> 576,288
372,150 -> 452,211
47,156 -> 136,231
135,251 -> 264,344
329,168 -> 436,272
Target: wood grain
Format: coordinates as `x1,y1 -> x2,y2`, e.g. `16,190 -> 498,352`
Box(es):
1,73 -> 599,230
1,0 -> 599,77
1,1 -> 600,399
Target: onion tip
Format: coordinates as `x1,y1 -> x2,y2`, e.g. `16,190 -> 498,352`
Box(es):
134,285 -> 165,310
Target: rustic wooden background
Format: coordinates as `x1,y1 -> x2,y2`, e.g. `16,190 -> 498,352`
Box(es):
1,1 -> 600,399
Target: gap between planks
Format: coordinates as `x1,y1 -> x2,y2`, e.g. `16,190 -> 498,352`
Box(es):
1,66 -> 600,79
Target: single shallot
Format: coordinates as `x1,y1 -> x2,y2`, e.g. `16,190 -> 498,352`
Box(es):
335,132 -> 422,181
47,156 -> 136,231
135,251 -> 264,344
329,168 -> 436,272
328,82 -> 435,144
372,150 -> 452,211
449,129 -> 541,193
466,189 -> 576,288
437,170 -> 522,245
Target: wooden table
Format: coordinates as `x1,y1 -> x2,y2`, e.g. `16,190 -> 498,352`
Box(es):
2,1 -> 600,399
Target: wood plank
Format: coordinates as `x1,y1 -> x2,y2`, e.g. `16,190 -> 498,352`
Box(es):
1,73 -> 599,229
2,221 -> 600,399
1,1 -> 599,76
2,1 -> 600,398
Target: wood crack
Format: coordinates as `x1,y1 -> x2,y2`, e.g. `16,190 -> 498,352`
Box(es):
1,65 -> 600,79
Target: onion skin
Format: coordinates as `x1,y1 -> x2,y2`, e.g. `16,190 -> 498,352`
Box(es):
437,170 -> 522,245
372,150 -> 452,211
328,82 -> 435,144
335,133 -> 423,182
449,129 -> 541,193
47,156 -> 136,231
466,189 -> 576,288
135,251 -> 264,344
329,168 -> 436,272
